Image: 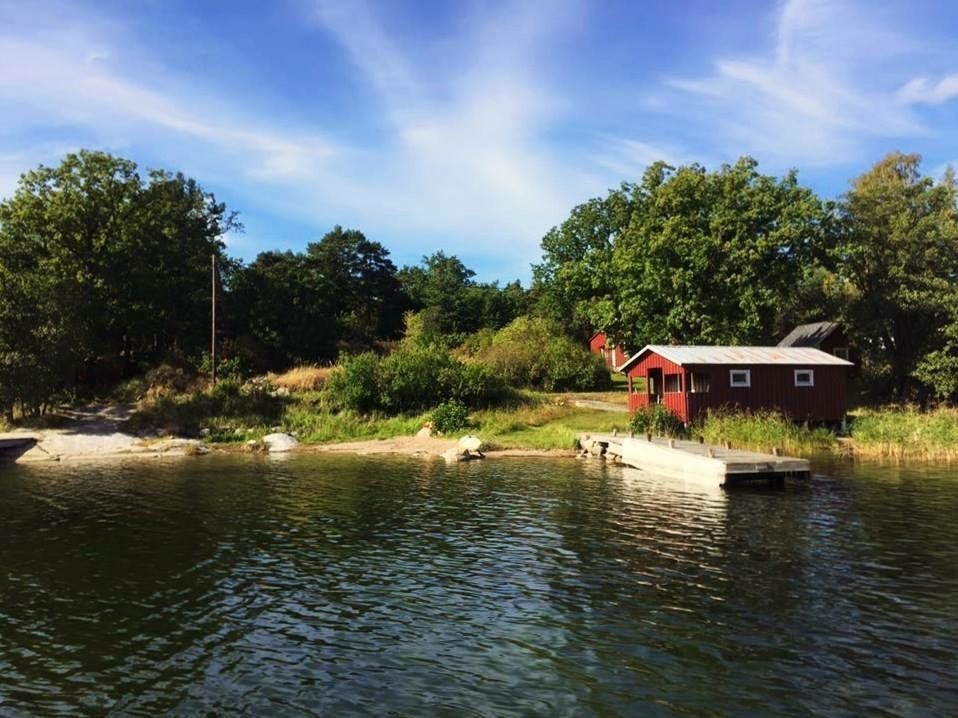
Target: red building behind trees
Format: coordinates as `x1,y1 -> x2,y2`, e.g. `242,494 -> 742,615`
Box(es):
619,345 -> 853,424
588,331 -> 628,370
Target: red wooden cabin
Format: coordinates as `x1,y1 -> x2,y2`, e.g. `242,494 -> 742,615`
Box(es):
589,331 -> 628,370
619,345 -> 853,424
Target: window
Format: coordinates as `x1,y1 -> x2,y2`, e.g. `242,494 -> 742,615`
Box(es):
729,369 -> 751,388
794,369 -> 814,387
664,374 -> 682,393
689,372 -> 710,393
833,347 -> 850,361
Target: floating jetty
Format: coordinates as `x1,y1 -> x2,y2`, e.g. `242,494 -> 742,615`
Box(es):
578,432 -> 809,486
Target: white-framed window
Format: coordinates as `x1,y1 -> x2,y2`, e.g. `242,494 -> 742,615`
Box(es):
833,347 -> 850,361
664,374 -> 682,393
794,369 -> 814,387
729,369 -> 751,388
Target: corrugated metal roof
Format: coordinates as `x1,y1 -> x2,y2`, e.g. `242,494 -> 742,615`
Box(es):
777,321 -> 840,348
618,345 -> 854,371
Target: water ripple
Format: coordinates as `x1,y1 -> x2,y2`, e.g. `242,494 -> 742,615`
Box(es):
1,456 -> 957,715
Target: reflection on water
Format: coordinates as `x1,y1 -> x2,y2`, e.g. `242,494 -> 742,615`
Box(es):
0,455 -> 956,715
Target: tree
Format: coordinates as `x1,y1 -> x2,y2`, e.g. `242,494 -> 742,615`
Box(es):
305,226 -> 406,347
832,152 -> 958,399
612,158 -> 826,347
0,150 -> 235,415
532,191 -> 631,339
534,157 -> 827,349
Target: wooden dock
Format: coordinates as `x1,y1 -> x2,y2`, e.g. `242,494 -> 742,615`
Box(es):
578,432 -> 809,486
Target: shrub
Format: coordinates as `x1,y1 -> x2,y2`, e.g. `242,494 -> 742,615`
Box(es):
431,400 -> 469,434
324,352 -> 382,413
472,316 -> 611,392
629,404 -> 686,437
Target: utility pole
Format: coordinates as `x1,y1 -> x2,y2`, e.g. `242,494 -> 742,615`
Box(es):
211,253 -> 217,387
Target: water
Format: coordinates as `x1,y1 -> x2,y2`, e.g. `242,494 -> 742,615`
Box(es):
1,455 -> 956,716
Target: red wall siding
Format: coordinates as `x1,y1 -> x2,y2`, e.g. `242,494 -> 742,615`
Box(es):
626,353 -> 848,423
687,364 -> 846,421
590,332 -> 629,370
626,353 -> 689,421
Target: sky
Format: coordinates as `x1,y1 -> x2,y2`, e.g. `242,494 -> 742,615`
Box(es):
1,0 -> 958,282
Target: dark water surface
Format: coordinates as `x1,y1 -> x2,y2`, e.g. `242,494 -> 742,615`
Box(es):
1,455 -> 956,716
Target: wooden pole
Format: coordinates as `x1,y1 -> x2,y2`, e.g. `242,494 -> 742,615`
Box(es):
211,253 -> 217,387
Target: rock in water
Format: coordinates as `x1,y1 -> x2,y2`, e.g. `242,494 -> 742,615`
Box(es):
262,433 -> 298,453
457,435 -> 483,453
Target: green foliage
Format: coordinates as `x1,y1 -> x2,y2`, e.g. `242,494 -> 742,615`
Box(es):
832,153 -> 958,400
628,404 -> 687,438
431,400 -> 469,434
850,406 -> 958,459
398,252 -> 528,342
323,352 -> 382,413
473,316 -> 612,392
0,150 -> 235,418
324,347 -> 510,415
534,158 -> 827,348
699,410 -> 837,456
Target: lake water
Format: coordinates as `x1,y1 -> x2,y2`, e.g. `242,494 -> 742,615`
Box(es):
1,455 -> 956,716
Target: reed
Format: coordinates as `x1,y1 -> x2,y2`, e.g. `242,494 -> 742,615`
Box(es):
698,409 -> 837,457
850,406 -> 958,460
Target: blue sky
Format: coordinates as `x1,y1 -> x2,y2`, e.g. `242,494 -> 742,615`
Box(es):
1,0 -> 957,282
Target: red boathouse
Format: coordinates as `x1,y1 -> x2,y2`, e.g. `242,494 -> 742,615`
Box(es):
589,331 -> 628,370
618,345 -> 853,424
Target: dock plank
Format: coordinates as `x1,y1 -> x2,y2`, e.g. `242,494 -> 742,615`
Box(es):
578,432 -> 809,486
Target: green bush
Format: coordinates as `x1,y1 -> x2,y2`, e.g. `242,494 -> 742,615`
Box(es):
473,316 -> 611,392
629,404 -> 686,437
431,400 -> 469,433
323,347 -> 511,415
324,352 -> 382,413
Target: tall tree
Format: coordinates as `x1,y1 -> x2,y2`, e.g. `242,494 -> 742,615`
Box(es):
833,152 -> 958,399
0,150 -> 235,414
306,226 -> 406,347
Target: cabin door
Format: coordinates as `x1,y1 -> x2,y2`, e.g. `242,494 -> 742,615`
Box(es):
647,368 -> 663,404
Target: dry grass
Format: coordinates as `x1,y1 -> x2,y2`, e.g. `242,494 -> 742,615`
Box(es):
269,365 -> 334,392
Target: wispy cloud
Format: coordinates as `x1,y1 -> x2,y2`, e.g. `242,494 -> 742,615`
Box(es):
899,74 -> 958,105
663,0 -> 926,165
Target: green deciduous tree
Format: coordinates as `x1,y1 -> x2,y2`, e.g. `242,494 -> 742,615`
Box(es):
0,150 -> 235,416
832,152 -> 958,399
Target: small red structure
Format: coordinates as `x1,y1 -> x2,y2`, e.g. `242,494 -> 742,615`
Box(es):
589,331 -> 627,370
619,345 -> 853,424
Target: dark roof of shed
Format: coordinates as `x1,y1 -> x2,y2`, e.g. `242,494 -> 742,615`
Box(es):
777,321 -> 840,348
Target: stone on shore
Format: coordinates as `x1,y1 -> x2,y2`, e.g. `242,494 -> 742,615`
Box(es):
457,435 -> 483,453
262,433 -> 298,453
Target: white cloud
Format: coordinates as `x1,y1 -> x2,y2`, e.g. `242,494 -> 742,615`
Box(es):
308,0 -> 597,261
899,74 -> 958,105
664,0 -> 925,165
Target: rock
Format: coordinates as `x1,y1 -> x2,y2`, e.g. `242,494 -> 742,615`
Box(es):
416,426 -> 432,438
442,447 -> 474,463
262,433 -> 298,453
457,435 -> 483,453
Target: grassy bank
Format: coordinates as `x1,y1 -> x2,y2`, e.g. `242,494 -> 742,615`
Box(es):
697,410 -> 838,457
122,377 -> 628,451
849,407 -> 958,460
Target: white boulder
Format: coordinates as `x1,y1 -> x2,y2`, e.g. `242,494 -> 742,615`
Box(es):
262,433 -> 298,453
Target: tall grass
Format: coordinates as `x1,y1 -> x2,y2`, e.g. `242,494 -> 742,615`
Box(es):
269,365 -> 334,392
850,406 -> 958,460
698,410 -> 837,457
